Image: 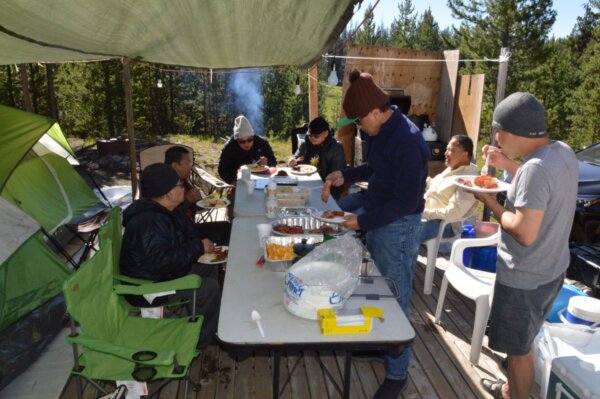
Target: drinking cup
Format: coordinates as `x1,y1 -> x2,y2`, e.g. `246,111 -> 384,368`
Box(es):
256,224 -> 272,248
245,179 -> 256,195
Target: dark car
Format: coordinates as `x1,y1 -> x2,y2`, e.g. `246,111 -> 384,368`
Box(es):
571,143 -> 600,244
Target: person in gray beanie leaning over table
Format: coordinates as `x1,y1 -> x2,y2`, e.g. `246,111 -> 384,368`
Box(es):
474,92 -> 578,399
218,114 -> 277,184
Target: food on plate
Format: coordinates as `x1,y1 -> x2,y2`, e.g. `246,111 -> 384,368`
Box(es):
473,175 -> 499,189
266,242 -> 295,261
273,224 -> 305,234
309,225 -> 337,234
457,175 -> 499,189
322,210 -> 345,219
201,198 -> 228,207
291,165 -> 315,174
212,247 -> 228,262
275,170 -> 289,177
456,177 -> 473,187
247,164 -> 267,172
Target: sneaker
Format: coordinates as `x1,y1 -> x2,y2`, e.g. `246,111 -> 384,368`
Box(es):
373,377 -> 408,399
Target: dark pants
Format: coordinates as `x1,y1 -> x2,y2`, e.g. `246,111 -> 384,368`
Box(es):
168,263 -> 221,348
195,221 -> 232,246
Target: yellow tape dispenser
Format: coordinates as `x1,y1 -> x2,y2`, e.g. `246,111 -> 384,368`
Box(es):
317,306 -> 384,335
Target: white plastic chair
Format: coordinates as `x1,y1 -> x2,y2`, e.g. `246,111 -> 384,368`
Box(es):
422,217 -> 467,295
434,221 -> 500,365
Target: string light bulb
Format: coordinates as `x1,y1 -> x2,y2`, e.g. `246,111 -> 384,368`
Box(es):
156,69 -> 163,88
293,76 -> 302,95
327,63 -> 339,86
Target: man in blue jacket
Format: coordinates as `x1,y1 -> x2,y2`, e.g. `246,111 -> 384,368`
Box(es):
323,70 -> 430,398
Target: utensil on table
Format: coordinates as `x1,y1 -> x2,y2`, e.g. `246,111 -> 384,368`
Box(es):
251,310 -> 265,337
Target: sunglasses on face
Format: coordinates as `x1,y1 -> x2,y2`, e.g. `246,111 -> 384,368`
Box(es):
237,137 -> 254,145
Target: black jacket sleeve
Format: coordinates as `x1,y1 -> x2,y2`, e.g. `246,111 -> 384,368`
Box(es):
218,144 -> 238,184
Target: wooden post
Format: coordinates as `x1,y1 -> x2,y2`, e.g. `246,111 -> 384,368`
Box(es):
308,65 -> 318,120
435,50 -> 460,143
483,47 -> 510,221
19,64 -> 33,112
45,64 -> 58,120
122,58 -> 138,198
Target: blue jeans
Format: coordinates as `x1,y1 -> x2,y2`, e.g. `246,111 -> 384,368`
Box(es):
336,191 -> 366,215
366,213 -> 423,380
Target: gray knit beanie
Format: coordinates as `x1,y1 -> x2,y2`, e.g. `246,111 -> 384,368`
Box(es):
492,92 -> 547,138
233,115 -> 255,139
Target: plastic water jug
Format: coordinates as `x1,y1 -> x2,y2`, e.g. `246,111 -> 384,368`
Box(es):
461,224 -> 476,266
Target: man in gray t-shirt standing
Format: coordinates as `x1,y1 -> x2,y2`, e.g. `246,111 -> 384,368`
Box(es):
475,92 -> 578,399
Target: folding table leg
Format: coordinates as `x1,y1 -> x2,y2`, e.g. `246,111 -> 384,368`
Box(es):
343,350 -> 352,399
272,351 -> 280,399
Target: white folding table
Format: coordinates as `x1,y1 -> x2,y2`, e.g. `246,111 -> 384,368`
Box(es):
218,177 -> 415,398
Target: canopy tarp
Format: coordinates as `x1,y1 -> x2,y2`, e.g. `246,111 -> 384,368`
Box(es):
0,0 -> 359,68
0,105 -> 74,191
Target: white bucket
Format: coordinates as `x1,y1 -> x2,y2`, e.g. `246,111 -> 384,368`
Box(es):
560,296 -> 600,326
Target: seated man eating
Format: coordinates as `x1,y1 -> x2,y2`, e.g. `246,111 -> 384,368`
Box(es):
120,163 -> 220,347
420,135 -> 478,242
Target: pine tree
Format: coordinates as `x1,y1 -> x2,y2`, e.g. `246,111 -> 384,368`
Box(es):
355,5 -> 379,45
414,8 -> 443,51
389,0 -> 417,48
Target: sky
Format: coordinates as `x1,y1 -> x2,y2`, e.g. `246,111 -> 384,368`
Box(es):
351,0 -> 588,38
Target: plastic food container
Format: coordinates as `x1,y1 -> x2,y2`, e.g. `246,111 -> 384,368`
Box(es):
562,296 -> 600,326
263,235 -> 323,262
271,216 -> 346,236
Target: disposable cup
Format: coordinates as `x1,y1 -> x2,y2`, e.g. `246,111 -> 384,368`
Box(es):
256,224 -> 272,248
245,179 -> 256,195
241,169 -> 251,181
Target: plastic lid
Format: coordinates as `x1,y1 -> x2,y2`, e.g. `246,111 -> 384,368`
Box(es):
567,296 -> 600,321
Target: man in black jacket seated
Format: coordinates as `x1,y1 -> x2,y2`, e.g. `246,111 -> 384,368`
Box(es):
120,163 -> 220,348
218,114 -> 277,184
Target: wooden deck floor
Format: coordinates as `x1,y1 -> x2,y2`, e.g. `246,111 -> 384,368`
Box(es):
60,251 -> 542,399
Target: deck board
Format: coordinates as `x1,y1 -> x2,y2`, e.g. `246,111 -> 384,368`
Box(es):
59,252 -> 527,399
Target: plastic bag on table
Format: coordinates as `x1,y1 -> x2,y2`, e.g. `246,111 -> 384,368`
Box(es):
284,235 -> 362,320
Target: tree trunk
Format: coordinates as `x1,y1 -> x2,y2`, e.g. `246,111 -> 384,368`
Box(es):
6,65 -> 16,107
19,64 -> 33,112
103,62 -> 115,137
45,64 -> 59,120
29,65 -> 39,113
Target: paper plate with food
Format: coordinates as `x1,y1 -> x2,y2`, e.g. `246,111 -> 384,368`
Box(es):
196,197 -> 230,209
290,164 -> 317,175
453,175 -> 510,193
246,164 -> 270,174
313,210 -> 352,224
270,169 -> 298,185
198,246 -> 229,264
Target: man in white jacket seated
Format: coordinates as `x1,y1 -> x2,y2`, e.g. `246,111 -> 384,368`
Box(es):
420,135 -> 478,243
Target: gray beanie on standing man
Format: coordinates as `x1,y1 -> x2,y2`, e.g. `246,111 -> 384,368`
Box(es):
492,92 -> 547,138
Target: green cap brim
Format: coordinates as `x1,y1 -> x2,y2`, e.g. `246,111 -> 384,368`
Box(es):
336,116 -> 358,127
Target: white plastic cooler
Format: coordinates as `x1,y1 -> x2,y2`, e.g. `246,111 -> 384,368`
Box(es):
547,355 -> 600,399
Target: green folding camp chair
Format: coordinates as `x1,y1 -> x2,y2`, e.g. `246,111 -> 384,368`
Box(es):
97,207 -> 196,315
63,242 -> 203,399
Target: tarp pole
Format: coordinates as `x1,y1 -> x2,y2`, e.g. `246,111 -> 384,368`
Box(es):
308,65 -> 318,120
122,58 -> 138,198
483,46 -> 509,221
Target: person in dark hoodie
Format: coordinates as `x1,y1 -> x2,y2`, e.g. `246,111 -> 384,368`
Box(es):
120,163 -> 220,347
287,116 -> 346,199
217,114 -> 277,184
